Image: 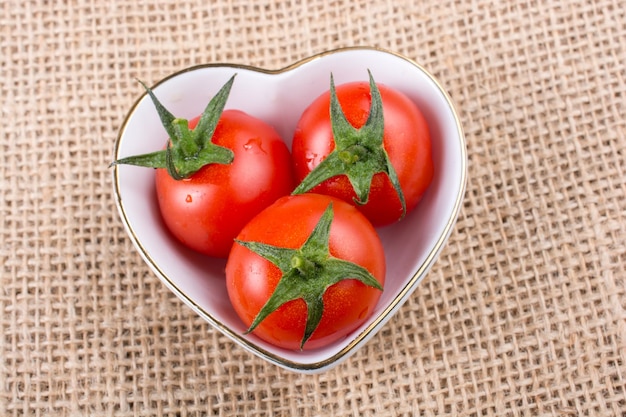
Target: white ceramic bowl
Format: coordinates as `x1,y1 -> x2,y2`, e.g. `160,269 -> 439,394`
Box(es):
112,47 -> 467,373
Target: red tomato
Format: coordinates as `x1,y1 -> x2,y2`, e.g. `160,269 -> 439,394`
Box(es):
155,110 -> 294,258
225,193 -> 385,350
291,78 -> 434,227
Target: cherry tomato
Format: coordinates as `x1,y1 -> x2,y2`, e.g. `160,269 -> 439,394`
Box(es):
225,193 -> 385,350
113,76 -> 295,258
155,111 -> 294,257
291,74 -> 434,227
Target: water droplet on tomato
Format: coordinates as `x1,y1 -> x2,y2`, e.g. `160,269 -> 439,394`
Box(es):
305,152 -> 319,170
185,195 -> 192,203
243,138 -> 265,153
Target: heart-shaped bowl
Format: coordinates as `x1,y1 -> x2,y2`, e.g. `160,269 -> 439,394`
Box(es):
112,47 -> 467,373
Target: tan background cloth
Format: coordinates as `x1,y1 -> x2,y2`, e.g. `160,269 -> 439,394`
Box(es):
2,0 -> 625,415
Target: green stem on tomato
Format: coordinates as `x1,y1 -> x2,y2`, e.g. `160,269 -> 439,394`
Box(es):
292,70 -> 406,217
110,75 -> 236,179
235,202 -> 383,350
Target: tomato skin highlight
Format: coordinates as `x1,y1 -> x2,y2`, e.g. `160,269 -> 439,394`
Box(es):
292,81 -> 434,226
225,193 -> 385,351
155,110 -> 295,258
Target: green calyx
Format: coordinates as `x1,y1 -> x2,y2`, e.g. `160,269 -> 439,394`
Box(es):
235,202 -> 383,350
110,75 -> 236,179
292,70 -> 406,217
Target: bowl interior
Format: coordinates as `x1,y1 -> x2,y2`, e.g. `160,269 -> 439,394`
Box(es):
113,48 -> 466,373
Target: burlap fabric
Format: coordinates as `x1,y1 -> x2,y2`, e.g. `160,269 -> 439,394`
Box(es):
2,0 -> 625,415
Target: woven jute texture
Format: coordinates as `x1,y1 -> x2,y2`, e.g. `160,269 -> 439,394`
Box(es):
2,0 -> 625,415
